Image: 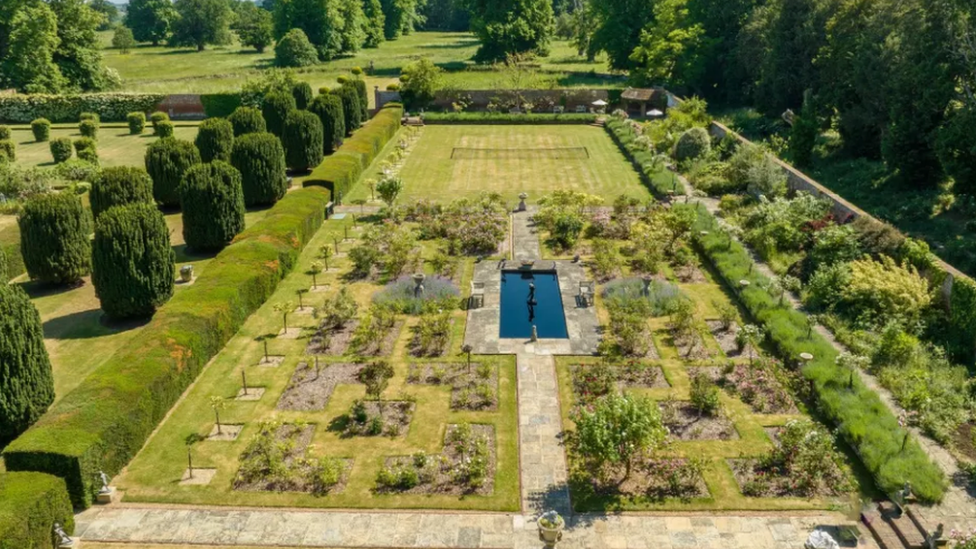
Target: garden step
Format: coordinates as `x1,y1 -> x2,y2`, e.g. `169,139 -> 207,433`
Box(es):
878,502 -> 926,549
862,507 -> 906,549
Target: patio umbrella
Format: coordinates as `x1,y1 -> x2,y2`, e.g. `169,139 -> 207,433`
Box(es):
647,109 -> 664,117
592,100 -> 608,107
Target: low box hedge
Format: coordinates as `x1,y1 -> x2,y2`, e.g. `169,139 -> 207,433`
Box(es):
2,186 -> 334,508
422,112 -> 598,125
200,93 -> 243,119
605,118 -> 683,197
0,472 -> 74,549
687,203 -> 948,503
0,94 -> 165,123
303,102 -> 403,201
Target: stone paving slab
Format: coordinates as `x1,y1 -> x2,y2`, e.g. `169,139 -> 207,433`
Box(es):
512,209 -> 541,261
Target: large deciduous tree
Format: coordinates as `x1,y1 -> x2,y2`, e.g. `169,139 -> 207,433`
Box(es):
587,0 -> 656,71
49,0 -> 108,90
629,0 -> 704,87
234,1 -> 274,53
336,0 -> 367,53
274,0 -> 343,60
363,0 -> 386,47
126,0 -> 179,46
380,0 -> 423,40
1,3 -> 66,93
171,0 -> 234,51
463,0 -> 554,62
570,393 -> 668,482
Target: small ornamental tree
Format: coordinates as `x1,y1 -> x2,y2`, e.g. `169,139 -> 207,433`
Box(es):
228,106 -> 267,136
31,118 -> 51,142
178,161 -> 246,251
195,117 -> 235,162
283,110 -> 324,172
262,91 -> 297,138
150,112 -> 170,135
358,360 -> 394,402
308,93 -> 345,154
274,28 -> 319,68
91,203 -> 175,319
19,192 -> 92,285
50,137 -> 73,163
376,175 -> 403,208
292,81 -> 314,110
145,137 -> 202,207
91,166 -> 155,219
0,283 -> 55,447
673,127 -> 711,163
230,132 -> 288,206
128,112 -> 147,134
336,85 -> 362,134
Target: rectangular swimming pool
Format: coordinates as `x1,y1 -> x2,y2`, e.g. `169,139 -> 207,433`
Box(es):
499,271 -> 569,339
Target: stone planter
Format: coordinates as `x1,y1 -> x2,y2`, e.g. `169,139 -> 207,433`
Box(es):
520,260 -> 535,270
538,511 -> 564,546
180,265 -> 194,282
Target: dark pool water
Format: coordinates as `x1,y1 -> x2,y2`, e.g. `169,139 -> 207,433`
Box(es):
499,271 -> 568,339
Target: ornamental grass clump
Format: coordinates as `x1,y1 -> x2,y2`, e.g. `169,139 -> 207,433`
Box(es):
602,277 -> 685,317
372,276 -> 460,314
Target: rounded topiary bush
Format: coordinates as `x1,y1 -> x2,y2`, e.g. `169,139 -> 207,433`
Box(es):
283,109 -> 324,172
74,137 -> 98,164
0,283 -> 54,447
262,91 -> 297,138
336,85 -> 362,135
230,132 -> 288,206
19,192 -> 92,285
0,126 -> 10,140
673,127 -> 711,163
31,119 -> 51,142
308,93 -> 345,154
80,112 -> 100,124
150,112 -> 170,135
178,161 -> 246,252
349,79 -> 369,121
91,166 -> 155,219
145,138 -> 202,208
50,137 -> 73,163
292,81 -> 314,110
79,119 -> 99,140
92,203 -> 175,319
156,120 -> 175,138
0,140 -> 15,163
128,112 -> 146,135
195,117 -> 235,163
274,28 -> 319,68
228,106 -> 266,136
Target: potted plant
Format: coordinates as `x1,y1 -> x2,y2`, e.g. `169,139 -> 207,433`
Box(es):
538,510 -> 564,545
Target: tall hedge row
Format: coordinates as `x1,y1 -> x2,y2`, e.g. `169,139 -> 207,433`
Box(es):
145,138 -> 202,208
230,132 -> 288,206
262,91 -> 296,138
336,86 -> 362,135
179,162 -> 246,251
90,166 -> 155,219
605,118 -> 685,196
19,193 -> 91,285
305,102 -> 403,201
308,94 -> 345,154
0,93 -> 164,123
92,204 -> 175,320
283,110 -> 324,172
348,79 -> 369,120
0,245 -> 6,282
0,472 -> 74,549
3,185 -> 336,508
195,117 -> 235,163
0,284 -> 54,448
228,106 -> 266,136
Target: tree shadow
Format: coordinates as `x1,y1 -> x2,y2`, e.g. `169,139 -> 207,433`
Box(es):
18,279 -> 83,299
418,39 -> 479,50
172,244 -> 219,264
42,308 -> 150,340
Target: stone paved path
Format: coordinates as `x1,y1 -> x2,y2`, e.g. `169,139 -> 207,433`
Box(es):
511,208 -> 541,261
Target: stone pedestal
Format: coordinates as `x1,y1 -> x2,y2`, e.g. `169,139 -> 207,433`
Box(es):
60,538 -> 81,549
96,487 -> 116,504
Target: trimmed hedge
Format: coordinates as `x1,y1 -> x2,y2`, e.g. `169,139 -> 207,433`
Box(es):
92,203 -> 175,319
308,93 -> 345,154
605,117 -> 683,196
0,245 -> 6,282
50,138 -> 73,164
262,91 -> 296,138
90,166 -> 155,219
74,138 -> 98,165
304,102 -> 403,201
200,93 -> 243,118
349,79 -> 369,120
423,112 -> 599,124
228,106 -> 266,137
0,126 -> 9,140
179,161 -> 246,251
0,472 -> 74,549
689,203 -> 948,502
150,112 -> 169,135
79,119 -> 99,139
0,93 -> 164,123
336,85 -> 362,135
195,117 -> 235,163
292,82 -> 313,111
156,120 -> 175,138
231,132 -> 288,206
0,141 -> 15,163
128,112 -> 146,135
19,193 -> 91,285
283,109 -> 324,172
3,185 -> 335,508
31,119 -> 51,142
145,138 -> 202,208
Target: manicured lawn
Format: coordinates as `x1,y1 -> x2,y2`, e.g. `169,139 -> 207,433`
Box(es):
345,124 -> 652,205
6,124 -> 198,169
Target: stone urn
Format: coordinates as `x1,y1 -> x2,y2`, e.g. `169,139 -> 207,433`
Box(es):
517,192 -> 528,212
180,264 -> 194,283
538,511 -> 564,546
412,273 -> 426,297
520,259 -> 535,270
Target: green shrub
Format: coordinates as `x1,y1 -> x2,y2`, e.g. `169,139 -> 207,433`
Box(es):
0,284 -> 54,447
0,472 -> 73,549
728,143 -> 786,198
308,93 -> 345,154
30,118 -> 51,142
349,78 -> 369,120
150,112 -> 169,134
336,85 -> 362,135
228,106 -> 266,136
92,203 -> 175,319
195,117 -> 235,163
127,112 -> 146,135
199,93 -> 242,118
90,166 -> 155,219
2,186 -> 334,508
74,137 -> 98,165
19,192 -> 91,284
0,94 -> 164,123
79,112 -> 100,124
274,28 -> 318,68
156,120 -> 175,138
673,127 -> 711,162
604,117 -> 679,196
0,126 -> 10,140
0,140 -> 15,163
49,137 -> 73,163
304,103 -> 403,200
230,132 -> 288,206
283,109 -> 324,172
145,138 -> 201,208
179,161 -> 246,252
79,119 -> 99,139
292,81 -> 313,110
0,246 -> 6,282
262,91 -> 296,138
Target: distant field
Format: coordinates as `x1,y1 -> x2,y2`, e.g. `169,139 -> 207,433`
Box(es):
8,124 -> 198,168
99,31 -> 624,95
346,124 -> 650,205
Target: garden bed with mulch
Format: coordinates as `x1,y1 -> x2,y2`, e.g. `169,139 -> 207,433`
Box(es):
569,362 -> 670,404
234,423 -> 351,495
306,320 -> 359,356
575,458 -> 710,501
355,319 -> 405,356
375,424 -> 496,496
407,362 -> 498,411
690,364 -> 797,415
675,263 -> 706,283
727,458 -> 848,499
408,318 -> 456,358
672,332 -> 713,361
334,400 -> 416,438
660,400 -> 738,440
276,362 -> 363,411
706,321 -> 756,359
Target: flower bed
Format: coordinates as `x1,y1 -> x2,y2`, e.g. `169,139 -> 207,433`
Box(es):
375,423 -> 495,495
408,363 -> 499,411
234,421 -> 350,495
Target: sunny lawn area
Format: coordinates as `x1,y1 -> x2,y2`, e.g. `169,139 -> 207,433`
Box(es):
6,124 -> 198,169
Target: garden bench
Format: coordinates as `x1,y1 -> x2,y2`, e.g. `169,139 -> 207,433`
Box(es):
575,105 -> 588,114
470,282 -> 485,309
579,280 -> 595,307
553,106 -> 565,114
